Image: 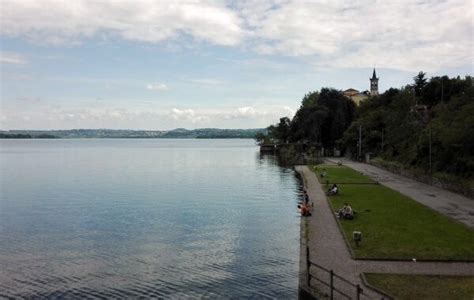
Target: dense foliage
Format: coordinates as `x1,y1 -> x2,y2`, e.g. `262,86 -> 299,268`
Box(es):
340,74 -> 473,177
265,88 -> 356,151
264,74 -> 473,177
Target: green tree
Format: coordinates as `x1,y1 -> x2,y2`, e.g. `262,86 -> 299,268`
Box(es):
276,117 -> 291,143
413,71 -> 427,97
340,74 -> 473,176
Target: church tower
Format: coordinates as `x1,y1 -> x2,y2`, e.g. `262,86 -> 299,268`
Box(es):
370,68 -> 379,96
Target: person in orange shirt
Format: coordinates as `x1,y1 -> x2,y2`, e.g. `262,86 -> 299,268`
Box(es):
298,203 -> 312,217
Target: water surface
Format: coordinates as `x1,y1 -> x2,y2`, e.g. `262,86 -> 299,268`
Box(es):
0,139 -> 301,298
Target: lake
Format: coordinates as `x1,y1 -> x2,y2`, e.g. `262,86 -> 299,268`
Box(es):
0,139 -> 302,298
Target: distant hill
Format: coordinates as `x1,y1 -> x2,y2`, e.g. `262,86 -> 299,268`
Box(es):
0,128 -> 265,139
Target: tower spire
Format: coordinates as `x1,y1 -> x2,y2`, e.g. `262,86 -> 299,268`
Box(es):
370,68 -> 379,96
371,68 -> 377,80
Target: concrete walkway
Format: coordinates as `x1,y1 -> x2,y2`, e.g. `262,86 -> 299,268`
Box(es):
329,158 -> 474,228
296,166 -> 474,300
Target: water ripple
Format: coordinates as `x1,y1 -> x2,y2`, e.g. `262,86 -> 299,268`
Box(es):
0,139 -> 301,298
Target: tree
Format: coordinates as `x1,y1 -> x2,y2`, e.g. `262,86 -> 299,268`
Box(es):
413,71 -> 427,97
340,73 -> 473,176
276,117 -> 291,143
283,88 -> 356,148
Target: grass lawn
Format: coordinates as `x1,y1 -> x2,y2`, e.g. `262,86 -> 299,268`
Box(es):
330,184 -> 474,260
312,164 -> 375,184
364,273 -> 474,300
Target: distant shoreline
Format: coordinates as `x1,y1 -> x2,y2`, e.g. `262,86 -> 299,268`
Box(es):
0,128 -> 265,139
0,136 -> 256,139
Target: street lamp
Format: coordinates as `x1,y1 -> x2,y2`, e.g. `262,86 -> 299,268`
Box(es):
414,105 -> 432,178
358,124 -> 362,161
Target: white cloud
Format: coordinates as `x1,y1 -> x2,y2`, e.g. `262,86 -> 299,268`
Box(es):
146,83 -> 169,91
1,1 -> 471,72
0,100 -> 297,130
171,108 -> 195,120
237,106 -> 257,116
241,0 -> 472,71
225,105 -> 295,120
0,52 -> 28,64
282,106 -> 295,118
0,0 -> 243,46
170,108 -> 209,123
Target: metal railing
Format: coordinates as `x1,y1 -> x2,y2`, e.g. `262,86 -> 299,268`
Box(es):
305,246 -> 368,300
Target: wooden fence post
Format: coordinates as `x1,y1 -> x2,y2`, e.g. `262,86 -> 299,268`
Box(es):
330,270 -> 334,300
306,246 -> 310,287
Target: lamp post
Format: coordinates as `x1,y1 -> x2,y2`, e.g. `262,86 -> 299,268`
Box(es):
423,107 -> 433,178
415,106 -> 432,180
381,129 -> 384,152
358,125 -> 362,161
428,115 -> 432,177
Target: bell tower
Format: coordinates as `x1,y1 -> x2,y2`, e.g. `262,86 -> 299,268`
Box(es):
370,68 -> 379,96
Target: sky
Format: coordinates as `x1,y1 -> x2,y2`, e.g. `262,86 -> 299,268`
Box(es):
0,0 -> 472,130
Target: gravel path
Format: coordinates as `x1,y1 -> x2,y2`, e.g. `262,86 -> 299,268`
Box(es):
295,165 -> 474,300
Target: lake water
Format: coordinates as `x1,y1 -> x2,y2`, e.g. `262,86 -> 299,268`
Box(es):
0,139 -> 302,299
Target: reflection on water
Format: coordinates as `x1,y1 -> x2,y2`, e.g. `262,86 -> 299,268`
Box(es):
0,139 -> 302,298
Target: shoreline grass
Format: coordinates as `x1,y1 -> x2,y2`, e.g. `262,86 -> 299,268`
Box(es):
364,273 -> 474,300
312,165 -> 474,260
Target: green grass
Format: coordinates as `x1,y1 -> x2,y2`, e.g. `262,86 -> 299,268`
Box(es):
364,273 -> 474,300
312,163 -> 474,260
330,184 -> 474,260
312,164 -> 375,184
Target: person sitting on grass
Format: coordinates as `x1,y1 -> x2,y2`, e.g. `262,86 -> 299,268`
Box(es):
337,203 -> 353,219
298,203 -> 312,217
327,184 -> 338,196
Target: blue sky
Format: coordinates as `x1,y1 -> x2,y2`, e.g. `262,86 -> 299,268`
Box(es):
0,0 -> 472,130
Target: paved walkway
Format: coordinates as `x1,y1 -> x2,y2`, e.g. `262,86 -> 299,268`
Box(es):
328,158 -> 474,228
295,166 -> 474,300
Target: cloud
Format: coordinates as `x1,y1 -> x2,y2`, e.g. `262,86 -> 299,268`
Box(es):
146,83 -> 169,91
0,99 -> 298,129
282,106 -> 295,118
0,52 -> 28,64
224,105 -> 295,120
170,108 -> 209,123
0,0 -> 243,46
237,106 -> 257,116
240,0 -> 472,71
0,1 -> 471,72
166,105 -> 295,126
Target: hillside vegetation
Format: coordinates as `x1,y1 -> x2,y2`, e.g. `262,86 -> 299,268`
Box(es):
340,73 -> 473,177
262,73 -> 473,178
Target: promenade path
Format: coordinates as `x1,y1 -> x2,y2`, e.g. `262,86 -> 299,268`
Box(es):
295,166 -> 474,300
327,158 -> 474,228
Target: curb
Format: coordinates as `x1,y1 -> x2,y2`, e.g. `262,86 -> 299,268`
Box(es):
360,273 -> 395,300
325,190 -> 358,260
295,166 -> 319,300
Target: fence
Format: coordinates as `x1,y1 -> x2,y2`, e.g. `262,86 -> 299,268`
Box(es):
305,246 -> 374,300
